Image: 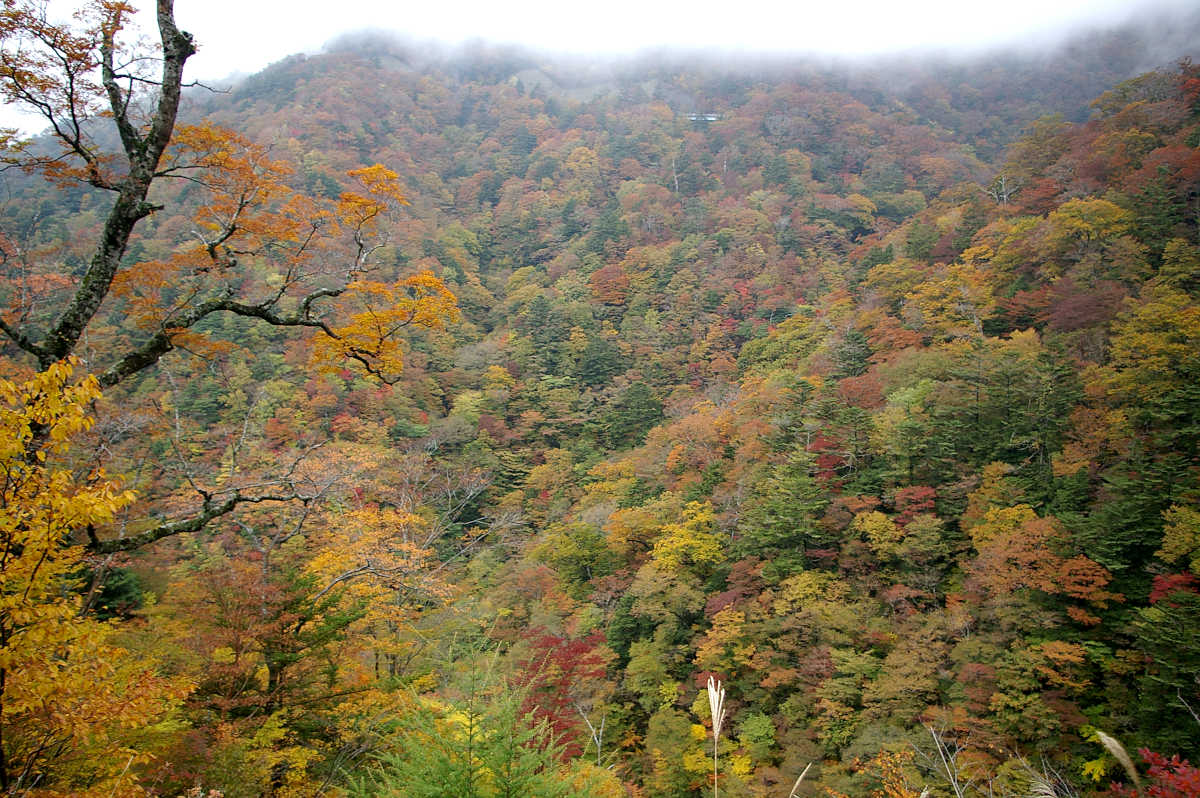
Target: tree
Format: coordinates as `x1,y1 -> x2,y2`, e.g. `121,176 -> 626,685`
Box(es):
650,501 -> 724,575
515,630 -> 613,760
1110,748 -> 1200,798
735,445 -> 830,574
576,335 -> 623,386
0,359 -> 189,795
1130,591 -> 1200,753
350,664 -> 622,798
0,0 -> 457,552
965,505 -> 1119,627
1104,285 -> 1200,458
599,382 -> 663,449
0,5 -> 459,790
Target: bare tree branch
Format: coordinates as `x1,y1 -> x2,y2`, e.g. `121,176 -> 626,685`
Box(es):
89,489 -> 300,554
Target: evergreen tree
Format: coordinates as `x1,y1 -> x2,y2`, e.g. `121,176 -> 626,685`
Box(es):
735,446 -> 831,576
352,666 -> 618,798
577,338 -> 624,387
600,383 -> 664,448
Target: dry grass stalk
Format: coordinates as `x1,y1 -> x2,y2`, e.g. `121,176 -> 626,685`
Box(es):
1022,757 -> 1083,798
1096,730 -> 1142,795
707,676 -> 727,798
1027,774 -> 1060,798
788,762 -> 813,798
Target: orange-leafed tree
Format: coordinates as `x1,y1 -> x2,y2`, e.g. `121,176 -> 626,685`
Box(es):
0,0 -> 457,553
965,504 -> 1121,627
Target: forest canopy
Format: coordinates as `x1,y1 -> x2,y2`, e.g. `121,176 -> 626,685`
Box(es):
1,1 -> 1199,796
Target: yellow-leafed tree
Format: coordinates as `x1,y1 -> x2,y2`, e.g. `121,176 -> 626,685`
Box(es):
0,360 -> 190,795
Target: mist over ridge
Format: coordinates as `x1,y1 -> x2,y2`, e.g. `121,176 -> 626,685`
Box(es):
189,1 -> 1200,171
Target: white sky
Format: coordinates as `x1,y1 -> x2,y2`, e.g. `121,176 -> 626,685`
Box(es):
0,0 -> 1194,132
175,0 -> 1191,76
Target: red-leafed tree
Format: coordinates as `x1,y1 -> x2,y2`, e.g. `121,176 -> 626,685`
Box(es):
516,630 -> 613,760
1111,749 -> 1200,798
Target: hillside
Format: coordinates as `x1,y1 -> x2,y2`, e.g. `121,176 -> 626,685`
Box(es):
1,6 -> 1199,796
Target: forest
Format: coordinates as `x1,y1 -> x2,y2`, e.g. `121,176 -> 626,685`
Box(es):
1,1 -> 1199,795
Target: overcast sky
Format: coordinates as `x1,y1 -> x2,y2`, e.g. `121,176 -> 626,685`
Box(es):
0,0 -> 1195,132
175,0 -> 1192,76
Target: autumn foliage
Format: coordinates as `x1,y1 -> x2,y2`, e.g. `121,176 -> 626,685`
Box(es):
0,361 -> 189,795
1,2 -> 1199,795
